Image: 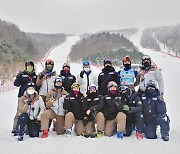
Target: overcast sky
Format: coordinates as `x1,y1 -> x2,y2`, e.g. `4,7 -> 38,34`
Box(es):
0,0 -> 180,34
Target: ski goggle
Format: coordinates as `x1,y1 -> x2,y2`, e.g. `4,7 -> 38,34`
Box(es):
54,77 -> 63,83
142,55 -> 151,61
83,61 -> 90,66
88,86 -> 97,91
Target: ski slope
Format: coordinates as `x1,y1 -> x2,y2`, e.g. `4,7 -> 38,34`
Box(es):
0,34 -> 180,154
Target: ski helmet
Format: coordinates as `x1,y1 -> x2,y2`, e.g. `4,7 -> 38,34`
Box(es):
103,59 -> 112,67
45,59 -> 54,66
146,80 -> 157,89
53,76 -> 63,89
25,61 -> 34,68
123,56 -> 131,63
63,62 -> 70,69
27,82 -> 35,88
88,84 -> 97,91
71,82 -> 80,89
83,61 -> 90,66
141,55 -> 151,65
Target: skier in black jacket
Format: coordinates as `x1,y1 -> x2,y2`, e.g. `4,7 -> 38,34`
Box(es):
103,81 -> 126,139
119,86 -> 144,140
60,62 -> 76,93
63,82 -> 85,137
82,84 -> 105,138
98,59 -> 120,96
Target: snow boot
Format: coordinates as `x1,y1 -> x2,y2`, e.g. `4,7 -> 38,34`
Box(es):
96,131 -> 103,138
18,135 -> 24,141
162,135 -> 169,141
65,129 -> 72,138
136,131 -> 143,140
42,130 -> 48,138
117,131 -> 124,139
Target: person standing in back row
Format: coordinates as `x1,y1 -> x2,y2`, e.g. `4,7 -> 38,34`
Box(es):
59,62 -> 76,93
36,59 -> 56,103
135,55 -> 164,97
98,59 -> 120,96
118,56 -> 138,90
77,61 -> 97,96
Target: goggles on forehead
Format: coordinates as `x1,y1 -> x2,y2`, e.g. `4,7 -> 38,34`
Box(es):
142,55 -> 151,61
89,86 -> 97,91
46,59 -> 54,65
123,56 -> 131,62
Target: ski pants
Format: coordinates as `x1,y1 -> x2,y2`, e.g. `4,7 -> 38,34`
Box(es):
124,112 -> 144,136
65,112 -> 84,136
85,112 -> 105,134
144,113 -> 170,139
17,113 -> 40,137
41,109 -> 65,135
13,98 -> 24,130
105,112 -> 126,137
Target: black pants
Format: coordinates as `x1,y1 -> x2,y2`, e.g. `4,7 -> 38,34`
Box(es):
17,113 -> 40,138
124,112 -> 144,136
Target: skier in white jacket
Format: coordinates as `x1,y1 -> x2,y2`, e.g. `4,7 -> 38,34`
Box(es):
77,61 -> 98,96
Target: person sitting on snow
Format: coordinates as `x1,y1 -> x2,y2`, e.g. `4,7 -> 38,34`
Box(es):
41,76 -> 67,138
119,85 -> 144,140
63,82 -> 85,137
82,84 -> 105,138
15,82 -> 45,141
103,81 -> 126,139
141,80 -> 170,141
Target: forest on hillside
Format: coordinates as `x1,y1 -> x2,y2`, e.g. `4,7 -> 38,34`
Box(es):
69,32 -> 143,66
0,19 -> 66,80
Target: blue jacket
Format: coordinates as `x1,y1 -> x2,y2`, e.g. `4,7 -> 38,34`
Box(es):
118,68 -> 138,86
14,70 -> 37,97
141,89 -> 167,123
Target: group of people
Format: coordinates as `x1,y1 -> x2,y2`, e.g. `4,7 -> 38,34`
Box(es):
12,55 -> 170,142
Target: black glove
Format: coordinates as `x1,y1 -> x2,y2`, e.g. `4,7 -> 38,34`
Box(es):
26,98 -> 32,105
17,71 -> 22,77
114,99 -> 123,111
39,72 -> 45,79
80,71 -> 85,78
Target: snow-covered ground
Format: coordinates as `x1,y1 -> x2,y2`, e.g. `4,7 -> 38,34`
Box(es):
0,34 -> 180,154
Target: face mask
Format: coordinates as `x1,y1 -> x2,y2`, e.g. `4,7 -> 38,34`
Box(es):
84,68 -> 90,72
64,68 -> 69,73
123,64 -> 131,68
46,65 -> 53,71
143,61 -> 151,68
109,90 -> 117,95
26,67 -> 33,73
27,89 -> 35,95
146,89 -> 156,97
73,90 -> 79,97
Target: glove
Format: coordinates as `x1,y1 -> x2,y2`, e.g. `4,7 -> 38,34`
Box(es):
123,105 -> 130,111
80,71 -> 85,78
39,72 -> 45,79
26,98 -> 32,105
17,71 -> 22,77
